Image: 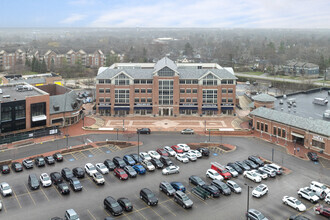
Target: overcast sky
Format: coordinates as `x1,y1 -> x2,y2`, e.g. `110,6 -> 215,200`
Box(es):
0,0 -> 329,28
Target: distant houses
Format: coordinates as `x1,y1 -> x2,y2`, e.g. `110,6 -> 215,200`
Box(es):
282,60 -> 319,77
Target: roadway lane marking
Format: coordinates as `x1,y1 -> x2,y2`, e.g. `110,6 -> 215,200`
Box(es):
159,202 -> 176,216
23,185 -> 36,206
87,209 -> 97,220
40,187 -> 50,201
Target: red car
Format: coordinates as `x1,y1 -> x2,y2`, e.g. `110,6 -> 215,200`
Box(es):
114,168 -> 128,180
156,148 -> 169,157
171,145 -> 183,154
314,205 -> 330,218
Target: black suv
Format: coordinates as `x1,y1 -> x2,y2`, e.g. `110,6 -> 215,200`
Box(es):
212,180 -> 231,195
140,188 -> 158,206
113,156 -> 126,168
117,197 -> 133,212
244,160 -> 258,169
28,174 -> 40,190
202,185 -> 220,198
34,157 -> 45,167
196,147 -> 209,156
44,156 -> 55,165
227,162 -> 243,174
123,166 -> 137,178
307,152 -> 318,161
53,153 -> 63,162
235,161 -> 250,171
50,172 -> 63,185
189,175 -> 206,186
130,154 -> 143,163
150,159 -> 164,169
248,155 -> 264,166
72,167 -> 85,178
57,182 -> 70,195
104,196 -> 123,216
104,159 -> 116,171
137,128 -> 151,134
11,162 -> 23,172
69,177 -> 82,192
159,181 -> 176,196
160,156 -> 173,167
1,165 -> 10,174
61,168 -> 74,181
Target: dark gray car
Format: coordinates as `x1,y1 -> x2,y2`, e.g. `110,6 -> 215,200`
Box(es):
174,191 -> 193,209
159,181 -> 176,196
211,180 -> 231,195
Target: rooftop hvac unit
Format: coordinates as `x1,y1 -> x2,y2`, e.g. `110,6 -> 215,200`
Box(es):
53,105 -> 60,111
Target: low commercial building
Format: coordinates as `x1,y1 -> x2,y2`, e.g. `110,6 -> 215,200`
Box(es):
96,57 -> 237,116
250,107 -> 330,155
0,83 -> 83,144
1,73 -> 63,86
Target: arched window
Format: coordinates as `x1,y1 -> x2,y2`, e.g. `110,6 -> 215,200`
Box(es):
202,74 -> 217,86
114,73 -> 130,85
158,67 -> 175,76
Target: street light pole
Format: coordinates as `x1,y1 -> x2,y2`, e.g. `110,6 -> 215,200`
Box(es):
123,119 -> 125,131
209,129 -> 211,142
116,128 -> 119,140
204,120 -> 206,133
137,132 -> 140,163
245,184 -> 251,220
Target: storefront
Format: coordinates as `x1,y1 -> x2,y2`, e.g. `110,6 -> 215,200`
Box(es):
134,105 -> 153,115
221,105 -> 234,115
291,132 -> 305,145
312,135 -> 325,151
179,105 -> 198,115
202,105 -> 218,116
114,107 -> 130,116
99,106 -> 111,116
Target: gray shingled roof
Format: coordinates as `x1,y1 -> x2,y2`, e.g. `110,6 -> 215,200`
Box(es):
252,94 -> 277,102
49,91 -> 82,114
250,107 -> 330,137
154,57 -> 178,72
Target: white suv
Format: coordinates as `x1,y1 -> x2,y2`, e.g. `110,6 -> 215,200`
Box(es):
252,184 -> 268,198
177,144 -> 190,152
325,193 -> 330,205
176,154 -> 189,163
85,163 -> 97,176
40,173 -> 52,187
310,181 -> 330,195
95,163 -> 109,174
141,160 -> 155,171
92,172 -> 105,185
297,187 -> 319,203
243,170 -> 262,183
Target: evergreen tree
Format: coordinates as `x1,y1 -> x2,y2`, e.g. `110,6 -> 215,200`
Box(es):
31,56 -> 36,71
40,58 -> 47,73
184,42 -> 194,57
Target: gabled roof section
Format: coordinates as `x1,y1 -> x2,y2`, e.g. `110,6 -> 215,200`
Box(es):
96,68 -> 154,80
154,57 -> 178,73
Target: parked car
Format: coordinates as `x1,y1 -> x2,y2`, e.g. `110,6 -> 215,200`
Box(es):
64,209 -> 79,220
11,162 -> 23,172
123,155 -> 136,166
227,162 -> 243,174
176,154 -> 189,163
248,155 -> 265,166
282,196 -> 306,211
177,144 -> 190,151
326,193 -> 330,204
104,159 -> 116,171
124,165 -> 137,178
147,150 -> 161,160
85,163 -> 97,176
246,209 -> 269,220
303,187 -> 326,200
243,170 -> 262,183
28,174 -> 40,190
137,128 -> 151,134
140,188 -> 158,206
212,180 -> 231,195
298,187 -> 320,203
156,148 -> 169,157
180,129 -> 194,135
129,154 -> 143,163
0,182 -> 12,196
1,165 -> 10,174
57,182 -> 70,195
132,164 -> 146,175
162,165 -> 180,175
22,159 -> 34,169
139,152 -> 152,161
96,163 -> 109,174
72,167 -> 85,178
113,168 -> 128,180
307,152 -> 319,161
171,145 -> 184,154
265,163 -> 283,175
174,191 -> 193,208
150,158 -> 164,169
314,205 -> 330,218
171,182 -> 186,192
251,169 -> 268,180
226,180 -> 242,193
196,147 -> 209,156
69,177 -> 82,192
141,160 -> 155,171
117,197 -> 133,212
61,168 -> 74,181
252,184 -> 268,198
235,161 -> 250,171
44,155 -> 55,165
104,196 -> 123,216
53,153 -> 63,162
92,172 -> 105,185
34,157 -> 46,167
289,215 -> 310,220
184,152 -> 197,161
225,166 -> 238,177
113,156 -> 127,168
211,162 -> 232,180
160,156 -> 174,166
310,181 -> 330,195
163,146 -> 176,156
188,150 -> 202,158
206,169 -> 224,181
40,173 -> 52,187
0,200 -> 2,211
159,181 -> 176,196
258,167 -> 276,178
201,185 -> 220,198
244,160 -> 259,169
50,172 -> 63,185
189,175 -> 206,186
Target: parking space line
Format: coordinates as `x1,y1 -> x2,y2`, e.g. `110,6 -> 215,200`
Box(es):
87,209 -> 97,220
169,199 -> 188,212
122,212 -> 132,220
40,187 -> 50,201
150,207 -> 165,220
319,159 -> 330,170
0,193 -> 7,212
135,209 -> 148,220
159,203 -> 176,216
92,147 -> 104,154
13,189 -> 22,208
187,190 -> 208,205
23,185 -> 36,206
52,184 -> 62,197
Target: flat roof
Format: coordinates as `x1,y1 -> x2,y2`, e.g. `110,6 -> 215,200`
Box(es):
0,84 -> 45,103
250,107 -> 330,137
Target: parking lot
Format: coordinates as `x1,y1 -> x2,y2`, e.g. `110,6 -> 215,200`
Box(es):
0,134 -> 329,220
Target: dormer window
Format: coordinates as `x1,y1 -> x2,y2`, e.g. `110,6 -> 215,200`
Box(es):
114,73 -> 130,85
202,74 -> 217,86
158,67 -> 175,77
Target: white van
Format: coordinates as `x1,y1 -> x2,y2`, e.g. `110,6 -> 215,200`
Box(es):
310,181 -> 330,195
325,193 -> 330,204
313,98 -> 328,105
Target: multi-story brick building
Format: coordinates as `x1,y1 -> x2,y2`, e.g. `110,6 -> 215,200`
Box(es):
0,49 -> 26,70
95,57 -> 237,117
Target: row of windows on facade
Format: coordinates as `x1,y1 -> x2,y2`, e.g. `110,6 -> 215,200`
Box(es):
256,121 -> 286,138
98,79 -> 234,85
99,88 -> 234,94
98,97 -> 233,104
